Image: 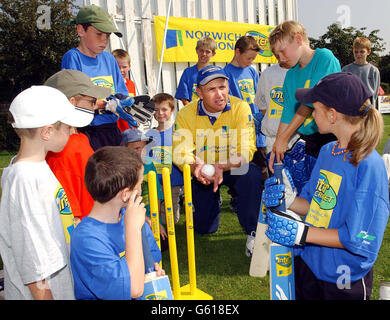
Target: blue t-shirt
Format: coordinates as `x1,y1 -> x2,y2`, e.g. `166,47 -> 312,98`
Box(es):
145,127 -> 184,187
224,63 -> 265,147
70,210 -> 161,300
61,48 -> 129,126
175,64 -> 199,102
298,142 -> 389,283
281,48 -> 341,135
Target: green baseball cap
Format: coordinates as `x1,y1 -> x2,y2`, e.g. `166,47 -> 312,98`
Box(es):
44,69 -> 112,99
70,5 -> 122,37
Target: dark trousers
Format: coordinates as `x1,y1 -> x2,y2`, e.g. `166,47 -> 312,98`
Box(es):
78,122 -> 123,151
191,162 -> 262,235
294,256 -> 373,300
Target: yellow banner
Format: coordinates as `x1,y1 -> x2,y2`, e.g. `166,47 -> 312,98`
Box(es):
154,16 -> 277,64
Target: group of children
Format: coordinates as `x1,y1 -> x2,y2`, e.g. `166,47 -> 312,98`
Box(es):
0,3 -> 388,301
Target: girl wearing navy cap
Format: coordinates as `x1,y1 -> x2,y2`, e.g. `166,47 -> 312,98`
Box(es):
264,72 -> 389,300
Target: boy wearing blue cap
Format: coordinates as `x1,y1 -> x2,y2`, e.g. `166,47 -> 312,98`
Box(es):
264,72 -> 389,300
122,129 -> 168,251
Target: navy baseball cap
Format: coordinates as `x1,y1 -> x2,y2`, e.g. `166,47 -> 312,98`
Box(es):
197,65 -> 229,86
122,129 -> 153,145
295,72 -> 373,116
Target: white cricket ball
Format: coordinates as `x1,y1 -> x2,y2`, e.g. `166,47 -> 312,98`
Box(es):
201,164 -> 215,177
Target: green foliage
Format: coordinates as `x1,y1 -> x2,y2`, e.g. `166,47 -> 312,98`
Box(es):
309,23 -> 386,68
0,112 -> 19,151
0,0 -> 79,102
379,54 -> 390,87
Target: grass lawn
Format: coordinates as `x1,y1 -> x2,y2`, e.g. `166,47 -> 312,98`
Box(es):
0,114 -> 390,299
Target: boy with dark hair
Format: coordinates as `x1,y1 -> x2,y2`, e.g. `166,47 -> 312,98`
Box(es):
62,4 -> 133,150
70,146 -> 164,299
0,85 -> 92,299
224,35 -> 268,214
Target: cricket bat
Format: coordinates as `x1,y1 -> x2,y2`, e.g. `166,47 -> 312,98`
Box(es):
269,163 -> 295,300
249,190 -> 271,277
140,225 -> 173,300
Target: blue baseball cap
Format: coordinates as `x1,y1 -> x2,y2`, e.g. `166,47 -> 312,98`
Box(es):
295,72 -> 373,116
197,65 -> 229,86
122,129 -> 153,145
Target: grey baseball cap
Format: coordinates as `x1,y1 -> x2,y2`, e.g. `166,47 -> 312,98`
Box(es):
44,69 -> 112,99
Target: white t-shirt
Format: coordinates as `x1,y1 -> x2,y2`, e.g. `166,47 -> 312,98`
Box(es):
0,160 -> 75,300
255,64 -> 298,152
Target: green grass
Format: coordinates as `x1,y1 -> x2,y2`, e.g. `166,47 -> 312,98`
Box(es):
161,185 -> 269,300
1,114 -> 390,299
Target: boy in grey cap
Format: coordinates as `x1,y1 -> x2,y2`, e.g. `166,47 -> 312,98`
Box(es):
45,69 -> 111,224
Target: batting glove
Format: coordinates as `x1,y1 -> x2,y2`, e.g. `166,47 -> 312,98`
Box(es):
266,208 -> 309,246
105,94 -> 138,127
263,168 -> 297,209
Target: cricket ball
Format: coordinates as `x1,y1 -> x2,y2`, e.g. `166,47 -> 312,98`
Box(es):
201,164 -> 215,177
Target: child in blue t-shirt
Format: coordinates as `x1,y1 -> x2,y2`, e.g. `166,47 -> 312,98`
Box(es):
146,93 -> 184,225
122,129 -> 168,252
224,35 -> 267,179
61,5 -> 130,150
70,146 -> 164,300
175,37 -> 216,107
264,72 -> 389,300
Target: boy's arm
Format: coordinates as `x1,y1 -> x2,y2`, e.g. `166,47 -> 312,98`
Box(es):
124,190 -> 146,299
181,98 -> 190,106
145,223 -> 162,263
269,104 -> 312,170
27,280 -> 54,300
373,67 -> 381,102
306,228 -> 343,248
254,72 -> 267,112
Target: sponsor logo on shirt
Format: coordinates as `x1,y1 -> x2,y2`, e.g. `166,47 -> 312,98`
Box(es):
306,170 -> 342,228
55,185 -> 75,243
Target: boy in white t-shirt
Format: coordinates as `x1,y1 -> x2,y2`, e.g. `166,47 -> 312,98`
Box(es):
255,62 -> 299,153
0,86 -> 92,300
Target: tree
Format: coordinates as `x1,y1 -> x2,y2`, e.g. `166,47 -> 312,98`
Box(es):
379,54 -> 390,87
0,0 -> 80,102
309,23 -> 386,68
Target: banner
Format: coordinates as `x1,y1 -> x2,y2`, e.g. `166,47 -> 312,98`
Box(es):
154,16 -> 277,64
378,95 -> 390,114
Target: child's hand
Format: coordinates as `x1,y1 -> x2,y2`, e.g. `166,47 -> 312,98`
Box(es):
154,262 -> 166,277
159,223 -> 168,240
125,190 -> 146,229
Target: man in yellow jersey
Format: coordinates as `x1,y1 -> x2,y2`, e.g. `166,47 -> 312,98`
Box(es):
172,65 -> 262,257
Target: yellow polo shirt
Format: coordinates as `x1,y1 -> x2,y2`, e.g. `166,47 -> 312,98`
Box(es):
172,95 -> 256,170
